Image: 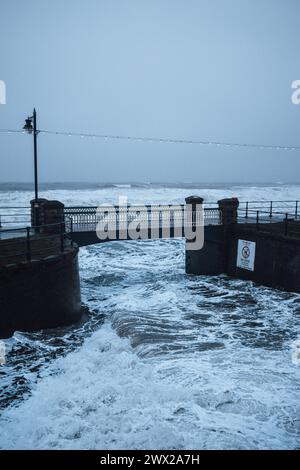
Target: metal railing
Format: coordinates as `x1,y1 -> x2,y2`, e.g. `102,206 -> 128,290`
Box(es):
63,202 -> 298,233
196,200 -> 299,218
64,205 -> 222,232
0,221 -> 73,266
0,200 -> 298,229
237,208 -> 300,238
238,200 -> 299,219
0,207 -> 31,228
0,200 -> 299,239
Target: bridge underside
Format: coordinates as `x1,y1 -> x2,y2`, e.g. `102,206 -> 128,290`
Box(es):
69,226 -> 190,247
69,224 -> 224,247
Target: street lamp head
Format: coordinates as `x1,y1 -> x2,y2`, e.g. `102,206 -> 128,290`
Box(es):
23,117 -> 33,134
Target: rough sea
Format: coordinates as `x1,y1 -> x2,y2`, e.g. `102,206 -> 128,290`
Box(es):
0,182 -> 299,450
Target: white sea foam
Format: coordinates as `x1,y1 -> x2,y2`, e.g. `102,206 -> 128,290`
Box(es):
0,182 -> 299,208
0,323 -> 299,450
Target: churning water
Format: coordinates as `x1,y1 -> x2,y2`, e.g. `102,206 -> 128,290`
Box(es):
0,183 -> 300,449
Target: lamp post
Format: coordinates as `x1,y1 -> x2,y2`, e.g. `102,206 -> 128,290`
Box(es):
23,108 -> 39,202
23,109 -> 40,228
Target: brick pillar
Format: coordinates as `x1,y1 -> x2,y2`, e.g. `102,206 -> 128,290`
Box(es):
185,195 -> 204,228
217,198 -> 239,272
185,195 -> 221,275
185,196 -> 237,276
31,198 -> 47,228
218,198 -> 239,225
31,199 -> 65,233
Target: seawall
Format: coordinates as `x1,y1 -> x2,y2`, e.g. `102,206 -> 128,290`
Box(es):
0,246 -> 82,339
227,224 -> 300,292
185,198 -> 300,293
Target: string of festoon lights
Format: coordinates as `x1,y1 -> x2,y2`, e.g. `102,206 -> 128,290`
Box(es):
0,128 -> 300,151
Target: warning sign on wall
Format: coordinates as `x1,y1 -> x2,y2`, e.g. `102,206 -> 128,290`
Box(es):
236,239 -> 256,271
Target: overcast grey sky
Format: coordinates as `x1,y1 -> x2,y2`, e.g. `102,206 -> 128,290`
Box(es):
0,0 -> 299,183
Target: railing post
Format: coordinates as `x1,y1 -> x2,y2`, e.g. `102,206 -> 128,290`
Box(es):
269,201 -> 273,218
256,211 -> 259,230
284,213 -> 288,236
245,202 -> 248,219
26,227 -> 31,262
60,222 -> 65,253
147,206 -> 151,238
0,214 -> 2,228
296,201 -> 298,219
